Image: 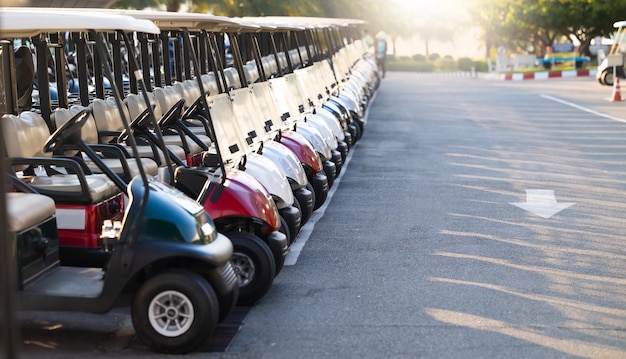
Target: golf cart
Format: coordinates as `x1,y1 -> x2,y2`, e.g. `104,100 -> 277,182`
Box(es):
597,20 -> 626,86
1,8 -> 238,353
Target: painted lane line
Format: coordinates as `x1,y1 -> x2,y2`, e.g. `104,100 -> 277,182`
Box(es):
285,91 -> 378,266
284,149 -> 355,266
540,94 -> 626,123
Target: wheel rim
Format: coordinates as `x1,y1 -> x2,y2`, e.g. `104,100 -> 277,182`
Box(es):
231,252 -> 256,287
148,290 -> 194,337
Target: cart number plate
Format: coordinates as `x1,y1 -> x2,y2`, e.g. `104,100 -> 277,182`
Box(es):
56,209 -> 86,230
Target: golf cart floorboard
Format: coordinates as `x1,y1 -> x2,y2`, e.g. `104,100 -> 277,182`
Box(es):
24,266 -> 105,298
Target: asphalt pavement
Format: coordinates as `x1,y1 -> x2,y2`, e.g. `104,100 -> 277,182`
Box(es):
17,74 -> 626,358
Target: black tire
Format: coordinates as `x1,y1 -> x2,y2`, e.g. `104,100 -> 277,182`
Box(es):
350,121 -> 362,144
293,194 -> 310,227
278,215 -> 292,244
601,70 -> 614,87
227,232 -> 276,306
132,271 -> 219,354
306,181 -> 321,211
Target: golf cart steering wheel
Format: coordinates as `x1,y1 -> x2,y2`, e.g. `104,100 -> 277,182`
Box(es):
117,107 -> 152,142
43,108 -> 90,153
157,98 -> 185,128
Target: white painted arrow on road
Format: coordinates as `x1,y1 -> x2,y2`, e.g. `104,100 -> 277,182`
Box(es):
510,190 -> 575,218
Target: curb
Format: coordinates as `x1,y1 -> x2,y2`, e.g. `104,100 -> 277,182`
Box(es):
497,69 -> 597,81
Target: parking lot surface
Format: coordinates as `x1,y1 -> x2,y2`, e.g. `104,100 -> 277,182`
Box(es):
19,74 -> 626,358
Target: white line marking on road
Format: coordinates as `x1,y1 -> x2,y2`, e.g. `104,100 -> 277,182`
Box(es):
540,94 -> 626,123
285,92 -> 377,266
284,149 -> 354,266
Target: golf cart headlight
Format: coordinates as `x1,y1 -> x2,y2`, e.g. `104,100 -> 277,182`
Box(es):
200,222 -> 216,243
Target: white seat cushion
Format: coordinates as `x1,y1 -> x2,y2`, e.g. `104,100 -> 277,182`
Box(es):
6,192 -> 56,232
29,173 -> 119,203
88,157 -> 158,178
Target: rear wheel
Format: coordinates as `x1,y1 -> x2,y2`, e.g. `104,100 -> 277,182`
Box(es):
227,232 -> 276,306
601,69 -> 614,86
132,271 -> 219,354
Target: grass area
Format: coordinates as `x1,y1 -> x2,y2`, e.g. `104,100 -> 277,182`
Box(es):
386,56 -> 486,73
386,60 -> 435,72
386,56 -> 596,74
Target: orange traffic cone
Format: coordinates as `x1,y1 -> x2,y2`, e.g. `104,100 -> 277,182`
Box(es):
611,77 -> 623,102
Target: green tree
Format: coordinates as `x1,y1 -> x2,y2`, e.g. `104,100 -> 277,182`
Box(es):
468,0 -> 626,60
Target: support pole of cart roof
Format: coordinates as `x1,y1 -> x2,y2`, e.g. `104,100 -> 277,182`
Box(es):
1,39 -> 18,115
173,35 -> 183,83
93,30 -> 141,274
137,32 -> 152,92
0,98 -> 20,359
311,28 -> 324,62
302,30 -> 314,66
92,38 -> 106,100
278,31 -> 294,73
160,31 -> 173,85
33,35 -> 53,129
199,32 -> 208,75
182,32 -> 193,81
182,27 -> 227,186
268,32 -> 282,78
292,31 -> 304,68
250,33 -> 268,82
150,34 -> 162,87
109,32 -> 125,99
51,33 -> 69,109
228,32 -> 247,85
198,31 -> 221,92
73,33 -> 91,109
208,32 -> 228,94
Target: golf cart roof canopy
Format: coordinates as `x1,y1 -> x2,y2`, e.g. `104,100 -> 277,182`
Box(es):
107,10 -> 242,31
614,21 -> 626,28
252,16 -> 365,28
0,7 -> 160,37
238,17 -> 308,31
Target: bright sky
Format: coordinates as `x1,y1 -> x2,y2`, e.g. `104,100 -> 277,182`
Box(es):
392,0 -> 469,18
391,0 -> 482,58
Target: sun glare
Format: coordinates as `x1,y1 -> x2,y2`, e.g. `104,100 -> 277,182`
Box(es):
391,0 -> 468,18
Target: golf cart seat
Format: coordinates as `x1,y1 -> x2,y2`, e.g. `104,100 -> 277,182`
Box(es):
223,67 -> 242,89
201,72 -> 220,96
7,191 -> 59,288
172,80 -> 209,136
153,85 -> 212,147
261,56 -> 278,78
243,61 -> 260,84
91,97 -> 186,164
277,53 -> 289,74
7,192 -> 56,233
52,107 -> 159,181
2,112 -> 119,204
289,49 -> 301,69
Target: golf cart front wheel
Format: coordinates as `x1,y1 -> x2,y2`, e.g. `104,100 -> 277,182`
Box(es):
132,271 -> 219,354
228,231 -> 276,306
